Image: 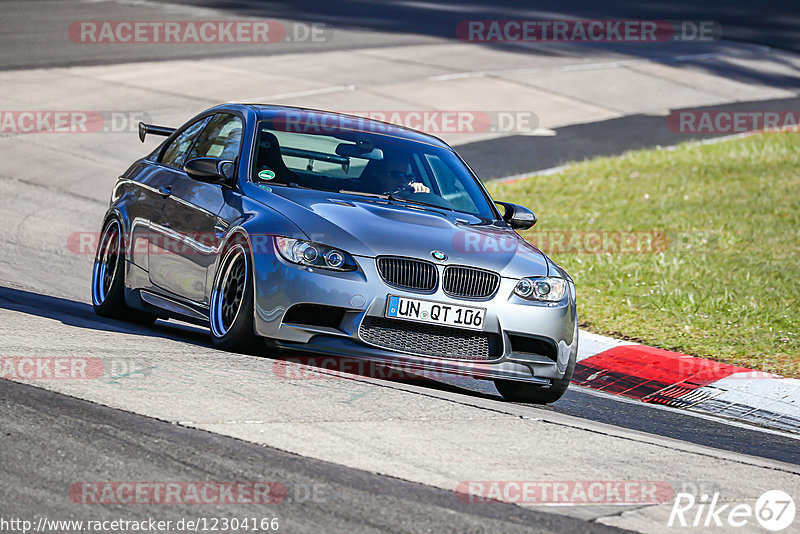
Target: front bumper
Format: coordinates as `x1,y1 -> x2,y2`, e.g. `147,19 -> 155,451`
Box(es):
251,246 -> 578,384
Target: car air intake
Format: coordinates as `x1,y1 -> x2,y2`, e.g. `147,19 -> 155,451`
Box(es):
443,266 -> 500,299
359,316 -> 501,360
282,304 -> 346,328
376,257 -> 437,291
508,334 -> 558,362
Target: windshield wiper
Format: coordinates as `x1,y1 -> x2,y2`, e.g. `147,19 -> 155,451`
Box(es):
338,189 -> 455,212
338,190 -> 390,199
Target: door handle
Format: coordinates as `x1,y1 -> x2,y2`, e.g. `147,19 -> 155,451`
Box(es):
158,186 -> 172,198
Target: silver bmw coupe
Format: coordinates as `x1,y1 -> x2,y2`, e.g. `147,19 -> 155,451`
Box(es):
92,104 -> 578,403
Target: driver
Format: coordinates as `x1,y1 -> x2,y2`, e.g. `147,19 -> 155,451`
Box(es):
371,157 -> 431,194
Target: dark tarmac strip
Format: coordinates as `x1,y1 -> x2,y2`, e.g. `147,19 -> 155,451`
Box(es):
420,374 -> 800,466
3,0 -> 797,70
0,378 -> 626,534
459,95 -> 800,179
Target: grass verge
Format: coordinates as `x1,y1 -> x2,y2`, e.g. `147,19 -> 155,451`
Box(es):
486,132 -> 799,377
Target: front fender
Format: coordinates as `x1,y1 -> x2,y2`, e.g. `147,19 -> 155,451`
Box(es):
209,192 -> 310,304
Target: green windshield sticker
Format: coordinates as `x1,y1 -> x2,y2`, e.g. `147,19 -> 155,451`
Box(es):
258,169 -> 276,181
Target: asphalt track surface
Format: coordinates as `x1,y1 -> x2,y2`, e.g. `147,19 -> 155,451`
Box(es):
3,0 -> 799,71
1,379 -> 625,534
2,1 -> 800,532
3,1 -> 799,178
5,286 -> 799,469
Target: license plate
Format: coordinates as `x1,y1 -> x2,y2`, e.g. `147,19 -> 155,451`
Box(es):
385,295 -> 486,331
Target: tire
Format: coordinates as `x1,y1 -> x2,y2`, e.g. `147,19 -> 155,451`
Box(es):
494,349 -> 577,404
209,238 -> 261,353
91,217 -> 156,325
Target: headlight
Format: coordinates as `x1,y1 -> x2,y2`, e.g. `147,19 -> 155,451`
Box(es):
514,277 -> 568,302
274,237 -> 357,271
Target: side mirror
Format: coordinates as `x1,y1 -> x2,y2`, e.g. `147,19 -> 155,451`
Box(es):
184,158 -> 234,185
495,201 -> 537,230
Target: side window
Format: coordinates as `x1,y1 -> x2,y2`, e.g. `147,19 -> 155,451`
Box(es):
160,117 -> 211,168
186,114 -> 243,162
411,153 -> 434,191
425,154 -> 479,213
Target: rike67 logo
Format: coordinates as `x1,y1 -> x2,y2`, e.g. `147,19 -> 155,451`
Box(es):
669,490 -> 795,531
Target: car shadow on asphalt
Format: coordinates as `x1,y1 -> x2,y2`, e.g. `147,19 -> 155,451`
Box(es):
0,285 -> 213,347
0,285 -> 502,400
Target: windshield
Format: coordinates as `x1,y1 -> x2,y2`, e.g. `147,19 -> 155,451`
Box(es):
251,119 -> 497,219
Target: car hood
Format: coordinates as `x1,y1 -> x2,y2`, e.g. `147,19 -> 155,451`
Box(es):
245,184 -> 551,278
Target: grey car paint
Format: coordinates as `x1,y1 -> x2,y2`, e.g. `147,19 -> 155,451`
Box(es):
100,103 -> 577,394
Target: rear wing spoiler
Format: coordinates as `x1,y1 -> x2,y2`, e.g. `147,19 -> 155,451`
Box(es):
138,122 -> 176,142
